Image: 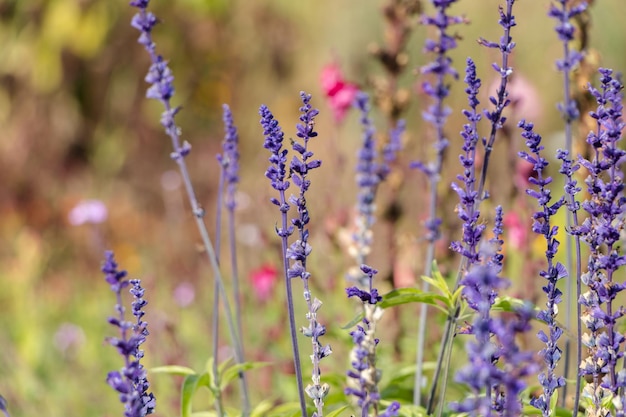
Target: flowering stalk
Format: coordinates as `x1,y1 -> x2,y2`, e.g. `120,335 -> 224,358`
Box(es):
410,0 -> 464,405
260,102 -> 306,416
213,104 -> 242,416
346,265 -> 400,417
287,92 -> 330,416
450,58 -> 484,269
426,3 -> 517,412
577,68 -> 626,415
518,120 -> 567,416
348,93 -> 379,283
128,1 -> 249,414
549,1 -> 587,405
103,251 -> 156,417
557,146 -> 584,414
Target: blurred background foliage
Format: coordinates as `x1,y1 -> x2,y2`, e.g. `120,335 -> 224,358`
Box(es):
0,0 -> 625,416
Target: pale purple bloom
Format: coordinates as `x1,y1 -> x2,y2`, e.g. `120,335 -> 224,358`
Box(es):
68,199 -> 108,225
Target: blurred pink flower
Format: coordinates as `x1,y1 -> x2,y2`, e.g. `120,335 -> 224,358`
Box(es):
173,282 -> 195,308
320,62 -> 359,123
504,211 -> 527,250
249,263 -> 278,302
68,199 -> 108,225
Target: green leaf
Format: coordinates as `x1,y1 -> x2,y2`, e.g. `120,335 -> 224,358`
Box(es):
181,372 -> 212,417
251,399 -> 276,417
341,311 -> 365,329
220,362 -> 272,390
379,288 -> 449,313
150,365 -> 197,376
325,405 -> 350,417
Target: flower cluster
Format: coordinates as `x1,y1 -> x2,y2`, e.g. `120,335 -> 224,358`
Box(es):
517,120 -> 567,416
452,264 -> 536,417
577,68 -> 626,413
103,251 -> 155,417
345,265 -> 399,417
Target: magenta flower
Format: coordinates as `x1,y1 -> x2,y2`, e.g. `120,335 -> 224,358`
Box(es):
320,62 -> 359,123
249,264 -> 278,302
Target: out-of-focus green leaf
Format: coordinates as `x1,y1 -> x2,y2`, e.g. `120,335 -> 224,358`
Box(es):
181,372 -> 212,417
341,311 -> 365,329
325,405 -> 350,417
151,365 -> 197,376
220,362 -> 272,390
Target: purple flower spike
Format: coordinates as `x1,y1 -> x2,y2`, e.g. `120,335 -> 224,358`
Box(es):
577,69 -> 626,410
450,58 -> 485,268
217,105 -> 240,211
518,120 -> 567,416
345,264 -> 396,416
103,251 -> 155,417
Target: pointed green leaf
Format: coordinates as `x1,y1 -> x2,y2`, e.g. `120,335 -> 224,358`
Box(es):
341,311 -> 365,329
379,288 -> 449,313
325,405 -> 350,417
220,362 -> 272,390
150,365 -> 196,376
251,399 -> 276,417
181,372 -> 212,417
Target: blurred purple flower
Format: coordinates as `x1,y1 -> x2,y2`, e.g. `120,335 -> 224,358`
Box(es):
68,199 -> 108,225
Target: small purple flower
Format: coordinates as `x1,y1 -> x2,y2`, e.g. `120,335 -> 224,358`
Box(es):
103,251 -> 155,417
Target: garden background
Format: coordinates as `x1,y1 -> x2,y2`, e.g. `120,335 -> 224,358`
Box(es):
1,0 -> 626,416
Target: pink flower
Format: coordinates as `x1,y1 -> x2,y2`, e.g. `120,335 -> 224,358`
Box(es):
503,210 -> 527,250
320,62 -> 359,123
249,264 -> 278,302
68,199 -> 108,225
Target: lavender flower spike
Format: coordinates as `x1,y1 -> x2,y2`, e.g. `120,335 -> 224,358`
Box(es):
577,69 -> 626,414
450,58 -> 485,268
129,1 -> 249,413
288,92 -> 330,416
260,103 -> 308,416
103,251 -> 155,417
346,265 -> 399,417
518,120 -> 567,416
412,1 -> 464,407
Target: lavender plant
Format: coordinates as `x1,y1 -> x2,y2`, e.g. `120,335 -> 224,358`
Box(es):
518,120 -> 567,416
113,1 -> 626,417
577,68 -> 626,415
103,250 -> 156,417
129,0 -> 249,414
213,104 -> 243,416
345,265 -> 400,417
261,92 -> 330,416
424,2 -> 518,411
549,1 -> 587,404
411,0 -> 464,404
